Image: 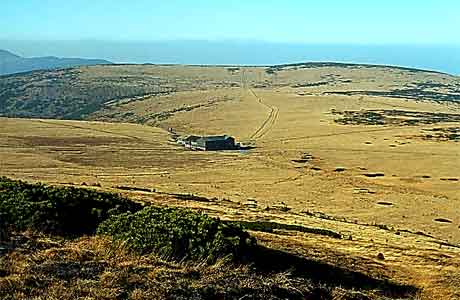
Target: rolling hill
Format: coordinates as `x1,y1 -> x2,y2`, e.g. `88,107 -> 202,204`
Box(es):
0,49 -> 112,76
0,63 -> 459,120
1,62 -> 460,299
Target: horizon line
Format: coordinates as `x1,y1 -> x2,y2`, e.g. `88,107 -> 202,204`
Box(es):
2,39 -> 460,47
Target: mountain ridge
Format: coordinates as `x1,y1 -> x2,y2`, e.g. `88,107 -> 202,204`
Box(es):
0,49 -> 21,60
0,49 -> 112,75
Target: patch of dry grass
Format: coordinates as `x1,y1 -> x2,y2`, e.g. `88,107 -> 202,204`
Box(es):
0,232 -> 417,300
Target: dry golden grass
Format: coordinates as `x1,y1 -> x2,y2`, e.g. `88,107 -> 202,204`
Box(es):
1,63 -> 460,298
1,231 -> 415,300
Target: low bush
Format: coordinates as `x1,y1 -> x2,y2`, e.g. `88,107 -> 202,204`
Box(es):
0,177 -> 142,236
97,206 -> 256,263
0,177 -> 256,263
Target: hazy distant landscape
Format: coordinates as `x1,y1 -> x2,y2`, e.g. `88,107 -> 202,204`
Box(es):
2,41 -> 460,75
0,48 -> 111,75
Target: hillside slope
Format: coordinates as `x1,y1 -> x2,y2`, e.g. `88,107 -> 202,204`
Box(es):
0,63 -> 459,120
1,118 -> 459,299
0,177 -> 420,300
1,60 -> 459,298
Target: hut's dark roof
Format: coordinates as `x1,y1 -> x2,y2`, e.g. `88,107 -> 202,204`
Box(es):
197,135 -> 233,142
183,135 -> 201,142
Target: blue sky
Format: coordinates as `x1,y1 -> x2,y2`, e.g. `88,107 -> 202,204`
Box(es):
2,1 -> 459,74
1,0 -> 459,44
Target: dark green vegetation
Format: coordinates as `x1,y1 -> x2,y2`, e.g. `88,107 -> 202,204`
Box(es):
0,177 -> 418,299
98,207 -> 256,262
333,109 -> 460,126
325,88 -> 460,103
0,49 -> 111,76
0,65 -> 232,120
0,68 -> 160,119
266,62 -> 450,75
0,176 -> 141,235
421,127 -> 460,141
0,177 -> 250,262
323,80 -> 460,104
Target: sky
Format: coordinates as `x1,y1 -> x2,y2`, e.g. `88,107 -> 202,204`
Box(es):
2,0 -> 459,44
1,1 -> 459,74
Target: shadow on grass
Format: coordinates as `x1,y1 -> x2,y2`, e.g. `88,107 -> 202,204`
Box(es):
247,245 -> 418,299
238,145 -> 257,151
228,220 -> 342,239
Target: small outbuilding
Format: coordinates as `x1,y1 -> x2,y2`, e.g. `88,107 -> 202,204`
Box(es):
178,135 -> 236,151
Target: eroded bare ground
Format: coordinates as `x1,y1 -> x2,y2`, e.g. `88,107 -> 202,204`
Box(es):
1,64 -> 460,299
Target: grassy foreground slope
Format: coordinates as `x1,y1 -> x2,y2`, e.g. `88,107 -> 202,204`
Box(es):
0,177 -> 417,300
1,63 -> 460,299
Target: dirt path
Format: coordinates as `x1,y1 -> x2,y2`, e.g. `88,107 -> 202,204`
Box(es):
248,88 -> 279,141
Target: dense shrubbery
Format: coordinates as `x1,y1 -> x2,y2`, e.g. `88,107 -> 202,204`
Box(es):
0,69 -> 162,120
0,213 -> 8,241
97,206 -> 256,262
0,177 -> 142,236
0,177 -> 255,263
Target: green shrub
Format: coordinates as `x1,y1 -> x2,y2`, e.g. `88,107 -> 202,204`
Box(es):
0,177 -> 142,235
97,206 -> 256,263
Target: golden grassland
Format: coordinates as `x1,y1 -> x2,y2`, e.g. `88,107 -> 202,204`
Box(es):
0,231 -> 422,300
1,64 -> 460,299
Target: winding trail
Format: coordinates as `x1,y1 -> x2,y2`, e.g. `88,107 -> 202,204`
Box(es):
248,88 -> 279,141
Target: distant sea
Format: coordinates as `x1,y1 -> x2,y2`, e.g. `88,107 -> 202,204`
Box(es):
2,40 -> 459,75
